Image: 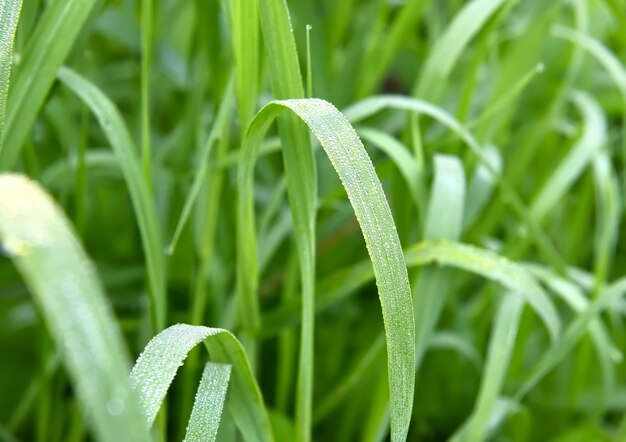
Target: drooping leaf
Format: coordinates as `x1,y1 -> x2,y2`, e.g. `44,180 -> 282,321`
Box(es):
0,174 -> 150,442
239,98 -> 415,441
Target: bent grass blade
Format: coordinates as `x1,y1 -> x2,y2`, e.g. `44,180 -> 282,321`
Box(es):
57,67 -> 166,331
130,323 -> 272,441
239,98 -> 415,442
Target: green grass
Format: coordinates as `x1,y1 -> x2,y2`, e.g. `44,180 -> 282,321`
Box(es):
1,0 -> 626,441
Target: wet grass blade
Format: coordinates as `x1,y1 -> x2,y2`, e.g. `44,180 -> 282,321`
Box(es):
0,0 -> 96,169
239,98 -> 415,442
0,0 -> 22,146
130,323 -> 272,441
0,174 -> 150,442
57,67 -> 166,331
185,362 -> 231,442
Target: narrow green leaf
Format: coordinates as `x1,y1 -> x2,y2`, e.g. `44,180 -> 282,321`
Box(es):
407,241 -> 560,340
130,323 -> 272,441
457,293 -> 524,442
57,67 -> 166,331
414,154 -> 465,367
0,0 -> 22,147
230,0 -> 260,127
185,363 -> 232,442
0,0 -> 97,169
168,78 -> 235,255
552,26 -> 626,98
463,145 -> 501,230
413,0 -> 508,100
239,98 -> 415,442
257,3 -> 316,438
591,152 -> 620,293
0,174 -> 150,442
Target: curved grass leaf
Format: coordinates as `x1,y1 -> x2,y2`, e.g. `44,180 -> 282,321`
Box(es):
552,25 -> 626,98
592,152 -> 620,293
239,98 -> 415,442
130,323 -> 272,441
0,0 -> 22,146
0,174 -> 150,442
407,241 -> 560,341
0,0 -> 97,169
57,67 -> 166,331
185,362 -> 231,442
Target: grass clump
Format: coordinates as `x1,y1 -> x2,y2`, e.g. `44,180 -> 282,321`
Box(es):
1,0 -> 626,441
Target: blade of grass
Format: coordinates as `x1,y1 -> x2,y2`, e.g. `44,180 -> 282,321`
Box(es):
0,0 -> 22,146
140,0 -> 153,188
552,25 -> 626,191
257,2 -> 316,438
230,0 -> 259,127
130,323 -> 272,441
0,174 -> 150,442
239,98 -> 415,441
0,0 -> 97,170
413,0 -> 509,101
57,67 -> 166,331
185,362 -> 231,442
414,154 -> 465,368
453,293 -> 524,442
591,151 -> 620,295
463,145 -> 501,231
168,77 -> 235,255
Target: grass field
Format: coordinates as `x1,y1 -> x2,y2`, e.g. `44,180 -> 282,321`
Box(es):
1,0 -> 626,441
